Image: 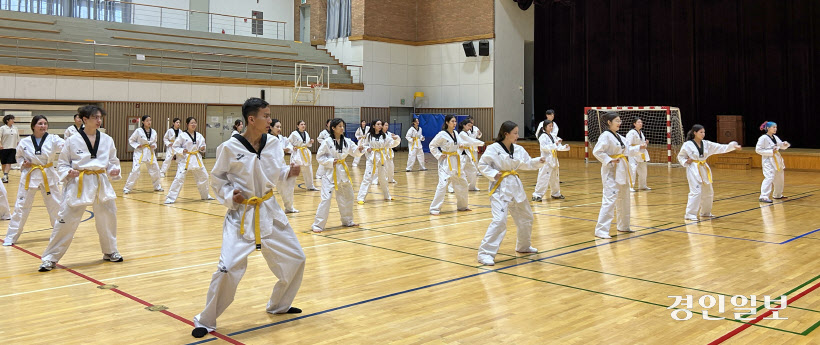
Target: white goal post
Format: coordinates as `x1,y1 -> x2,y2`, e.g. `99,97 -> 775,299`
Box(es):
584,106 -> 685,167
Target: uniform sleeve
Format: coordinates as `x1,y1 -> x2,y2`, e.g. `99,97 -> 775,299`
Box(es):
677,144 -> 692,167
51,136 -> 65,162
316,140 -> 334,168
56,140 -> 73,183
536,122 -> 544,136
15,140 -> 25,162
478,148 -> 500,180
515,146 -> 545,170
107,139 -> 122,181
64,127 -> 71,139
210,143 -> 238,210
705,140 -> 738,156
288,132 -> 300,146
458,132 -> 484,147
128,130 -> 140,149
592,138 -> 612,165
755,136 -> 772,156
198,135 -> 207,152
346,138 -> 364,158
624,135 -> 643,158
538,134 -> 553,158
429,133 -> 445,160
163,130 -> 173,147
405,128 -> 414,141
150,129 -> 158,149
355,128 -> 364,140
777,136 -> 790,150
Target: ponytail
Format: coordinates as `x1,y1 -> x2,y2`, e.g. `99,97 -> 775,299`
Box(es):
686,124 -> 705,141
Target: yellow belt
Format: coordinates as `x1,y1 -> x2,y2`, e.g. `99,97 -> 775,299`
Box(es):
442,151 -> 461,177
609,154 -> 633,188
489,170 -> 519,195
468,147 -> 477,163
774,152 -> 782,171
412,137 -> 420,148
77,169 -> 106,198
295,146 -> 310,164
138,144 -> 155,164
631,145 -> 647,161
239,190 -> 274,251
371,148 -> 387,175
25,162 -> 53,194
694,160 -> 713,184
333,160 -> 352,190
185,150 -> 203,170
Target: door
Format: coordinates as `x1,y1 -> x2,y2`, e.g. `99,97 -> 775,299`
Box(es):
389,106 -> 413,150
300,5 -> 310,42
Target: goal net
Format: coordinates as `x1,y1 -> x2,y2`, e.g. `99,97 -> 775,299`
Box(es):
584,106 -> 684,167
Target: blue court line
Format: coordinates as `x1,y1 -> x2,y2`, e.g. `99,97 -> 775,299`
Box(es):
779,228 -> 820,245
662,229 -> 782,244
185,193 -> 814,344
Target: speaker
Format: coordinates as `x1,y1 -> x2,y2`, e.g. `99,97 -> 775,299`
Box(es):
261,89 -> 266,100
462,41 -> 476,57
478,40 -> 489,56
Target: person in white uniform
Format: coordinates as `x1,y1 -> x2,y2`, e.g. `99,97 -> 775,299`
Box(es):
457,119 -> 484,191
405,117 -> 426,171
288,121 -> 318,191
0,115 -> 20,183
678,124 -> 741,221
312,118 -> 365,232
352,120 -> 369,167
63,113 -> 84,139
230,119 -> 244,137
477,121 -> 545,266
625,118 -> 651,191
756,121 -> 790,203
123,115 -> 162,194
269,119 -> 299,213
3,115 -> 62,245
383,122 -> 400,183
593,112 -> 646,239
356,120 -> 395,204
165,117 -> 214,204
316,119 -> 332,143
191,97 -> 305,338
429,115 -> 471,215
532,120 -> 569,201
160,117 -> 181,178
535,109 -> 559,138
38,105 -> 123,271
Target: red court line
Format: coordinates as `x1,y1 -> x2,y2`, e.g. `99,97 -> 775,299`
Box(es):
11,244 -> 244,345
708,280 -> 820,345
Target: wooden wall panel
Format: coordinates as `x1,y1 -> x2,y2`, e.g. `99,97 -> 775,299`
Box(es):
102,102 -> 207,160
360,107 -> 389,126
270,105 -> 335,152
416,107 -> 494,140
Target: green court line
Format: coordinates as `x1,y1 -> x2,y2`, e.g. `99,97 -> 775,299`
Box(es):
313,226 -> 801,335
493,270 -> 802,335
741,274 -> 820,319
537,261 -> 820,315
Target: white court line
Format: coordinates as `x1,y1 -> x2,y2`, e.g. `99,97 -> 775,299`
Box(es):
0,282 -> 91,298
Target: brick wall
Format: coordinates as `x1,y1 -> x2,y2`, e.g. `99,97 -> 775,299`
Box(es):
363,1 -> 417,41
416,0 -> 494,41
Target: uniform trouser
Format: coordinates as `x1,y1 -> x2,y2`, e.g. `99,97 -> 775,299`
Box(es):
312,175 -> 355,230
406,147 -> 425,170
160,154 -> 175,174
299,163 -> 316,189
0,180 -> 9,219
685,176 -> 714,219
4,183 -> 62,244
386,155 -> 396,181
477,193 -> 534,261
193,215 -> 306,332
760,164 -> 784,199
533,165 -> 561,198
41,198 -> 118,263
352,152 -> 363,166
277,176 -> 296,211
124,158 -> 162,191
463,158 -> 479,190
166,162 -> 211,202
629,160 -> 648,189
430,169 -> 468,213
357,164 -> 390,202
594,179 -> 631,237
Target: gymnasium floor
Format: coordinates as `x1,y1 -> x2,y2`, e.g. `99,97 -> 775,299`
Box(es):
1,152 -> 818,345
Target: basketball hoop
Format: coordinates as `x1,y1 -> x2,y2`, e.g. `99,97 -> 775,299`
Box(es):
310,83 -> 323,89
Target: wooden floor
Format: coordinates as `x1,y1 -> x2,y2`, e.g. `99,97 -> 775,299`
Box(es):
1,152 -> 819,345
